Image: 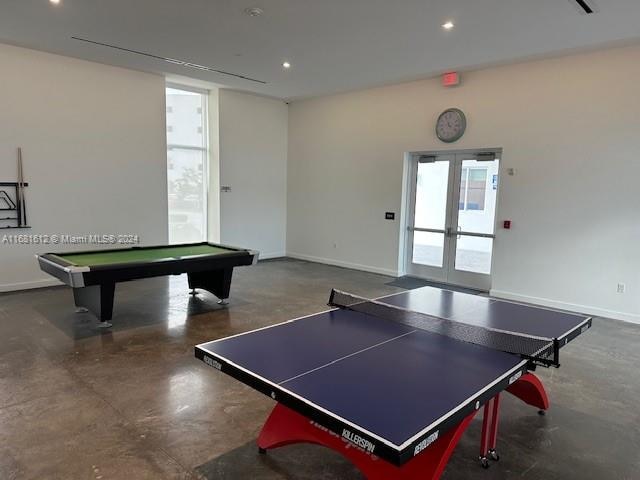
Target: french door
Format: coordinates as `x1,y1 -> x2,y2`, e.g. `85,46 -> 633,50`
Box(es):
405,151 -> 500,291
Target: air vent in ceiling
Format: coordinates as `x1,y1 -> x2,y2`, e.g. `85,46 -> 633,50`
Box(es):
71,36 -> 267,84
570,0 -> 597,14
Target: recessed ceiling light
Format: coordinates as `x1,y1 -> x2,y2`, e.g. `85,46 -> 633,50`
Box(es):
442,21 -> 454,30
282,61 -> 291,69
50,0 -> 61,4
245,7 -> 264,17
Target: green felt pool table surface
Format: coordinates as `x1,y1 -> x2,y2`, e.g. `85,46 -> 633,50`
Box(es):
54,245 -> 239,267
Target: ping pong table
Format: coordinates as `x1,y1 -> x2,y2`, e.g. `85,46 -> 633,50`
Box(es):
195,286 -> 592,479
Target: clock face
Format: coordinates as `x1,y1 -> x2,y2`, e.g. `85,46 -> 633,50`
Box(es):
436,108 -> 466,143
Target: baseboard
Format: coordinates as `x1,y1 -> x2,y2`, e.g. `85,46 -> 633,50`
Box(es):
490,289 -> 640,324
286,252 -> 399,277
0,278 -> 62,293
258,251 -> 287,260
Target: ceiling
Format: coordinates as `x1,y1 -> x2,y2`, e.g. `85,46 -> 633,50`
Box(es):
2,0 -> 640,100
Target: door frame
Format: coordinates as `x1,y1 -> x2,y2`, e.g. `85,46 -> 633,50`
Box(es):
401,147 -> 503,291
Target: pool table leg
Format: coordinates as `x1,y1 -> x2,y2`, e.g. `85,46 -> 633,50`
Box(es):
72,283 -> 115,327
187,268 -> 233,305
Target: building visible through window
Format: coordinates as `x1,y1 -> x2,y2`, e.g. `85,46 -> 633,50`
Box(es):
459,167 -> 487,211
166,86 -> 208,244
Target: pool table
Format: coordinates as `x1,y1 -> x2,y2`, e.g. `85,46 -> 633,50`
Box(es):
37,242 -> 259,327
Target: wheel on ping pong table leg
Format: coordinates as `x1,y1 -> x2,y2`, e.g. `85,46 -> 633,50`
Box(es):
479,456 -> 490,469
488,449 -> 500,461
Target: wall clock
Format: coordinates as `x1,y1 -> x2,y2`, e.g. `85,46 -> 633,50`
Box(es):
436,108 -> 467,143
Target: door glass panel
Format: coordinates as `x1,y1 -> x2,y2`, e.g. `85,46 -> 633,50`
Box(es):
457,159 -> 499,235
412,231 -> 445,268
414,161 -> 449,230
455,236 -> 493,274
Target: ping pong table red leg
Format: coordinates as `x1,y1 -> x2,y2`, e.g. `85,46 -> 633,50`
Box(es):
479,394 -> 501,468
258,403 -> 479,480
479,401 -> 491,463
506,373 -> 550,412
477,374 -> 549,468
488,394 -> 501,457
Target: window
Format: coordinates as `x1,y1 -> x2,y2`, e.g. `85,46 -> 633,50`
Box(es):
459,167 -> 487,211
166,86 -> 208,244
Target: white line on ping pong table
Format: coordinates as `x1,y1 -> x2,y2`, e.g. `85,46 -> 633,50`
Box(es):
279,329 -> 417,385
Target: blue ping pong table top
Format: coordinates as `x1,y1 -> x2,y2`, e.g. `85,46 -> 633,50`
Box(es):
195,286 -> 591,465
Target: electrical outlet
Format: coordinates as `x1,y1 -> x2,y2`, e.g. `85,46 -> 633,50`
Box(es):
617,283 -> 626,294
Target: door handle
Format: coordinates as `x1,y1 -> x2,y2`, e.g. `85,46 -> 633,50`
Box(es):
445,226 -> 463,238
446,227 -> 461,237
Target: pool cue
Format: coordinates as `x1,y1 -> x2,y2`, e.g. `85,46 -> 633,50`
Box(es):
15,149 -> 22,227
17,148 -> 26,227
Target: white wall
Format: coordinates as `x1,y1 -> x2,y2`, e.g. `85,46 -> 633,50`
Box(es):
218,90 -> 288,259
0,43 -> 168,291
287,44 -> 640,323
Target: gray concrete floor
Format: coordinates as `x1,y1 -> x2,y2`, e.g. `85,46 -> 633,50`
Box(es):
0,258 -> 638,479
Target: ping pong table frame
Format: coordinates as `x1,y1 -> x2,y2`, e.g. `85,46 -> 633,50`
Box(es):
195,297 -> 591,480
254,373 -> 548,480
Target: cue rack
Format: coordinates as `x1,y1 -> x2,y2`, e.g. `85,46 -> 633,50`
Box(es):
0,148 -> 30,229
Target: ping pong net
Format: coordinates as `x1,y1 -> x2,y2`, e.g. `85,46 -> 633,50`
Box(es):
328,289 -> 560,367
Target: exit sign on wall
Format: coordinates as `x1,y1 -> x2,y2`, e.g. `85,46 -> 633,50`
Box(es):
442,72 -> 460,87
